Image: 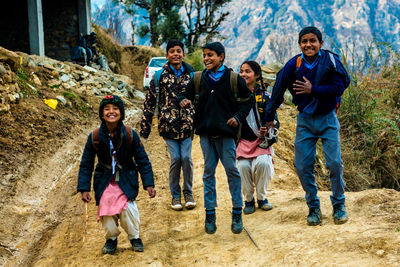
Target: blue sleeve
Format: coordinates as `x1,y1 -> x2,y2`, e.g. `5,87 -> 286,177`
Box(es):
265,59 -> 296,122
312,54 -> 350,97
77,133 -> 96,192
130,129 -> 154,189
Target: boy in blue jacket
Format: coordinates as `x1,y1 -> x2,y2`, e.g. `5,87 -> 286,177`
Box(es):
78,95 -> 156,254
265,26 -> 350,226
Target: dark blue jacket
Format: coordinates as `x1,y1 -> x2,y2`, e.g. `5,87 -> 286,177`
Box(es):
265,49 -> 350,121
77,123 -> 154,205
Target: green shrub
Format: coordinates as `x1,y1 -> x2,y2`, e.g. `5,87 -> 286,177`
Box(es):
339,58 -> 400,191
185,48 -> 205,71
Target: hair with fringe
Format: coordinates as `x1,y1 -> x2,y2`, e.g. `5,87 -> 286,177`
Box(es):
298,26 -> 323,44
241,60 -> 267,90
166,40 -> 185,53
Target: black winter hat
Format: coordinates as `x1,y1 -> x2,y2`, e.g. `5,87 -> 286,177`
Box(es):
99,95 -> 125,121
202,42 -> 225,56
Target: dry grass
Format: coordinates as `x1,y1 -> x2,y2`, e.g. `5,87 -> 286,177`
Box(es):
339,62 -> 400,191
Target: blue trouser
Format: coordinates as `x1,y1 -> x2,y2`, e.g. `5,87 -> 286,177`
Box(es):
164,137 -> 194,198
294,110 -> 345,209
199,135 -> 243,209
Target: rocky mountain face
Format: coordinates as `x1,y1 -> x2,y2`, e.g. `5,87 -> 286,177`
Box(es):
92,0 -> 400,67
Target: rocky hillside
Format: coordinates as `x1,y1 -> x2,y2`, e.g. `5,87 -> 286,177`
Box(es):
0,46 -> 145,202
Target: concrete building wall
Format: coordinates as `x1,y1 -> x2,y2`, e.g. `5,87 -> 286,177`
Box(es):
0,1 -> 30,53
42,0 -> 79,60
0,0 -> 91,61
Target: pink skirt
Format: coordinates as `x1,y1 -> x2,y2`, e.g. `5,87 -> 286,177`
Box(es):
236,138 -> 272,159
97,180 -> 128,221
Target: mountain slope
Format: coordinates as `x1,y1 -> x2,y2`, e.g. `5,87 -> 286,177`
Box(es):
92,0 -> 400,67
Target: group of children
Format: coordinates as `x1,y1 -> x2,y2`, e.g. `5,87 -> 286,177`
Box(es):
77,26 -> 350,254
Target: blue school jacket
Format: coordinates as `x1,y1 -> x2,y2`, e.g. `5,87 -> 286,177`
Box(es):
265,49 -> 350,121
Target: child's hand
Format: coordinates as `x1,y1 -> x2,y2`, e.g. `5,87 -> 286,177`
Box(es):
266,121 -> 274,130
81,192 -> 92,202
146,186 -> 156,198
259,127 -> 268,137
293,76 -> 312,94
180,99 -> 191,108
226,117 -> 238,127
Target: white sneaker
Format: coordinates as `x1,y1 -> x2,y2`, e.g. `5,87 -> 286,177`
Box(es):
171,197 -> 183,211
184,193 -> 196,210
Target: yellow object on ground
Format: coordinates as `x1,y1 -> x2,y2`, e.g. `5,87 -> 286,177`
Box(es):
44,99 -> 58,109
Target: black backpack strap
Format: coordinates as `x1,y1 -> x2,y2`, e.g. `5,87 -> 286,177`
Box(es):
91,127 -> 100,152
194,71 -> 203,105
231,71 -> 251,103
230,72 -> 238,99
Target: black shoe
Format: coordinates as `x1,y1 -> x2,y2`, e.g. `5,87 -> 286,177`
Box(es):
102,238 -> 117,254
307,207 -> 322,226
130,238 -> 144,252
333,204 -> 348,225
243,199 -> 256,214
231,212 -> 243,234
205,212 -> 217,234
257,199 -> 273,211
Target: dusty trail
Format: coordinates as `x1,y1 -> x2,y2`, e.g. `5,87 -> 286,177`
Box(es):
1,105 -> 399,267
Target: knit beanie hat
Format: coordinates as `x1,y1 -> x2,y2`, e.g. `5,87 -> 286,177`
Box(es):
298,26 -> 323,44
99,95 -> 125,121
202,42 -> 225,56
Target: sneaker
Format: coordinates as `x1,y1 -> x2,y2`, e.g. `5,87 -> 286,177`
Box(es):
205,212 -> 217,234
183,192 -> 196,210
307,207 -> 322,226
333,204 -> 348,225
102,238 -> 117,254
130,238 -> 144,252
257,199 -> 273,211
231,212 -> 243,234
171,197 -> 183,211
243,199 -> 256,214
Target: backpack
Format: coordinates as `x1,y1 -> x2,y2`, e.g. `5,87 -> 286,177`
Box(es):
91,125 -> 133,152
153,69 -> 194,116
193,70 -> 250,106
295,52 -> 342,114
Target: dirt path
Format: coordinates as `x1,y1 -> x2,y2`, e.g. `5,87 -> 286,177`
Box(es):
2,106 -> 400,267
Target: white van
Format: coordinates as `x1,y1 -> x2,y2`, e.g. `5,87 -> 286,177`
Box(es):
142,57 -> 168,89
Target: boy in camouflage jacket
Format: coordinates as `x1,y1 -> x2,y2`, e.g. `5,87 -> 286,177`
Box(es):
140,40 -> 196,211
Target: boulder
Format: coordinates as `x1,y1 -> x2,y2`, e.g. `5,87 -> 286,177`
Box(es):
0,47 -> 20,70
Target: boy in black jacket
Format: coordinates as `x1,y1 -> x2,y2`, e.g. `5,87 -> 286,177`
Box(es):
179,42 -> 254,234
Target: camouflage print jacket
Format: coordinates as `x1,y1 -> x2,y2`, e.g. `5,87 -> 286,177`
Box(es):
140,61 -> 195,140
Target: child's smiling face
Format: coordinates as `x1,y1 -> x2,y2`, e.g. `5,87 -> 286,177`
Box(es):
166,45 -> 185,66
240,63 -> 259,89
102,103 -> 121,124
300,33 -> 323,61
203,48 -> 224,72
